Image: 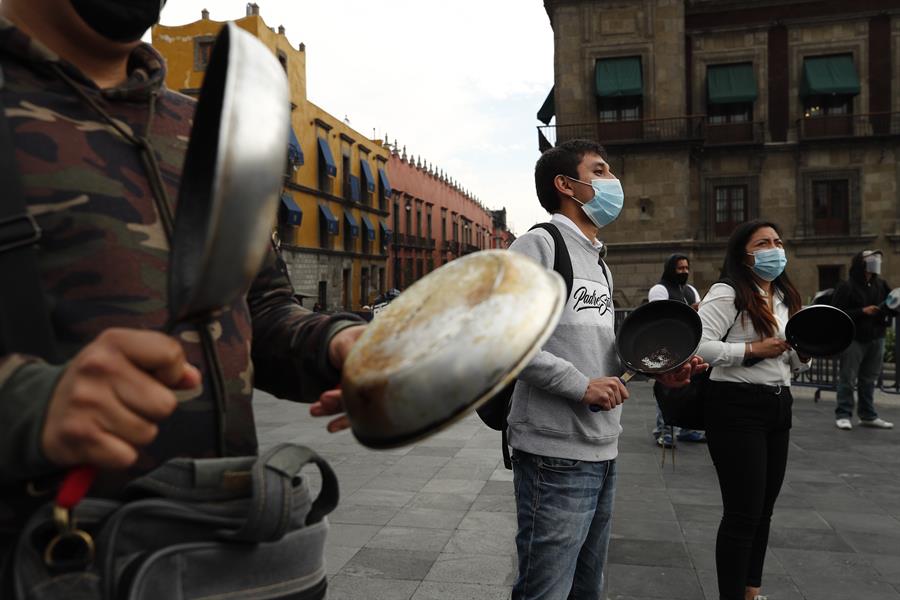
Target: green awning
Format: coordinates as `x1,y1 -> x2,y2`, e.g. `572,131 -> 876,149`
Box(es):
595,57 -> 642,98
537,86 -> 555,125
800,54 -> 860,98
707,63 -> 758,104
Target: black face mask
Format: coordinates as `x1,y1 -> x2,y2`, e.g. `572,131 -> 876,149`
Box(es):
70,0 -> 166,43
675,272 -> 689,286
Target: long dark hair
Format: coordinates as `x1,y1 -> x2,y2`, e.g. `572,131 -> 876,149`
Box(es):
720,220 -> 802,337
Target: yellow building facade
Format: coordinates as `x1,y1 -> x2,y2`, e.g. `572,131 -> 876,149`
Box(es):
153,5 -> 391,311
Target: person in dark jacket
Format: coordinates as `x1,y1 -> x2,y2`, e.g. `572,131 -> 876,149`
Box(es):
648,254 -> 706,446
831,250 -> 894,430
0,0 -> 364,573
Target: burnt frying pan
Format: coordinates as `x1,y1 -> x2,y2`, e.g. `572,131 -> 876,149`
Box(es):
785,304 -> 855,358
615,299 -> 703,383
52,22 -> 290,554
587,300 -> 701,412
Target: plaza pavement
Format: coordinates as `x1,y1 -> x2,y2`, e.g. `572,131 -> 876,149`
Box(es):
254,382 -> 900,600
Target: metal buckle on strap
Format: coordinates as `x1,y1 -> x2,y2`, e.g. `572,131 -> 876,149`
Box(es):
0,213 -> 41,253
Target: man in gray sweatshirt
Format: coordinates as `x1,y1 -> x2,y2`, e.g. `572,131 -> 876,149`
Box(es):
507,140 -> 701,600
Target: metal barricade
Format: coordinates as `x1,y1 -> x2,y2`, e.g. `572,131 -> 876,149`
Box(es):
791,356 -> 840,403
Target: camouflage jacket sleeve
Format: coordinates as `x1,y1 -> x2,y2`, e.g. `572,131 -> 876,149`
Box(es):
0,355 -> 65,483
248,249 -> 364,403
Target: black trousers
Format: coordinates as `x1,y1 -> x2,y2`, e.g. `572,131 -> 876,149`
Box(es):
704,381 -> 792,600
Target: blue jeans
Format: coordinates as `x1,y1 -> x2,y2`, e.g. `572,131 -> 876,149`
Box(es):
511,450 -> 616,600
836,338 -> 884,421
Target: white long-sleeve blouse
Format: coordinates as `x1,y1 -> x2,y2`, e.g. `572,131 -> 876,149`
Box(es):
697,283 -> 810,386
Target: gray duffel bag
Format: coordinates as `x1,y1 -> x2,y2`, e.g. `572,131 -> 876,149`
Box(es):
11,443 -> 338,600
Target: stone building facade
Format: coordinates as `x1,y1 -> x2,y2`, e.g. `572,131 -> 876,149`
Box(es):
154,4 -> 391,312
542,0 -> 900,307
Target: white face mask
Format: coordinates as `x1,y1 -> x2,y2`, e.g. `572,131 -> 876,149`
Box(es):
864,254 -> 882,275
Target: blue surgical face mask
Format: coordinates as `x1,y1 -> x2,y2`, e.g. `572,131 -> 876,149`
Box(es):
567,176 -> 624,228
747,247 -> 787,281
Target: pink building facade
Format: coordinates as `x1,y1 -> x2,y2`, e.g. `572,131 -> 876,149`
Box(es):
386,149 -> 512,290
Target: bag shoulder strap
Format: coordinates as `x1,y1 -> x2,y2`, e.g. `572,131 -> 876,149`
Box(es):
529,222 -> 574,297
0,65 -> 57,361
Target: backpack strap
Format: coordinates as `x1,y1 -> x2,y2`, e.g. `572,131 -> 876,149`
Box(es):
529,222 -> 574,297
0,65 -> 58,361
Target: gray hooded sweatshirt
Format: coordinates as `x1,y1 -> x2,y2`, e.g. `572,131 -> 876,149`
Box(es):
507,215 -> 622,462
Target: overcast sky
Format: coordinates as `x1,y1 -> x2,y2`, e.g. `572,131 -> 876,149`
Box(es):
154,1 -> 555,235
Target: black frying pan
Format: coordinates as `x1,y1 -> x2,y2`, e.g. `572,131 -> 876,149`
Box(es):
785,304 -> 855,358
617,300 -> 703,381
588,300 -> 702,412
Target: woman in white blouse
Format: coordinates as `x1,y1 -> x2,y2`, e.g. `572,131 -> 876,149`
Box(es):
697,220 -> 809,600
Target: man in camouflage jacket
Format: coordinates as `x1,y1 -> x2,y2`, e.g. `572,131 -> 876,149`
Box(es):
0,0 -> 364,556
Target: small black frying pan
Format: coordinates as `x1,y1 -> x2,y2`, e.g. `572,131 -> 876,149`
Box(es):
785,304 -> 855,358
589,300 -> 702,412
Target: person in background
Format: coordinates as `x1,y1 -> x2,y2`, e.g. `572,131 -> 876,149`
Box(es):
697,220 -> 810,600
648,254 -> 705,447
831,250 -> 894,430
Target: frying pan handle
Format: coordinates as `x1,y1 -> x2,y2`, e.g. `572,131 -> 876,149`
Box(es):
588,371 -> 634,412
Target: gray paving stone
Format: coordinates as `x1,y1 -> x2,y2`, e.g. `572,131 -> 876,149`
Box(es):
340,547 -> 439,580
606,564 -> 703,599
457,510 -> 517,533
366,527 -> 454,552
388,507 -> 467,530
343,487 -> 417,508
470,492 -> 517,513
479,480 -> 514,495
330,504 -> 400,526
672,503 -> 723,523
767,527 -> 856,553
325,545 -> 359,575
771,547 -> 882,579
838,529 -> 900,556
328,523 -> 382,548
407,491 -> 479,511
612,517 -> 685,542
771,507 -> 831,529
327,575 -> 419,600
817,509 -> 900,534
424,552 -> 517,586
609,538 -> 692,568
406,445 -> 463,457
790,573 -> 900,600
421,478 -> 487,495
445,528 -> 517,556
410,581 -> 510,600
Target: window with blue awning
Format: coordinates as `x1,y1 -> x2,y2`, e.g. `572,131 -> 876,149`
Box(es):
279,194 -> 302,226
318,204 -> 339,235
344,211 -> 360,238
361,214 -> 376,241
378,167 -> 392,199
317,137 -> 337,177
287,127 -> 303,166
379,220 -> 392,244
349,175 -> 361,202
360,160 -> 375,193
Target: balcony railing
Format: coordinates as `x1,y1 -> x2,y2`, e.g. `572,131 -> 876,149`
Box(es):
797,112 -> 900,140
539,116 -> 771,148
539,116 -> 706,147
